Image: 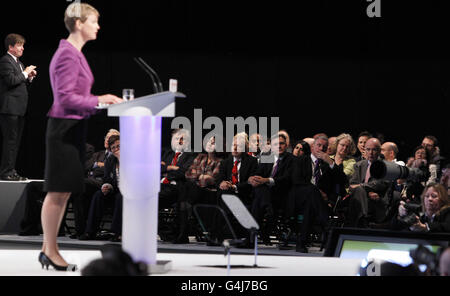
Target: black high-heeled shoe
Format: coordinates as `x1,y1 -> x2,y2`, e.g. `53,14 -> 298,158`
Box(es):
38,252 -> 78,272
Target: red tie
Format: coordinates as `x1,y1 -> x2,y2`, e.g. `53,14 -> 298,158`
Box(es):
163,152 -> 182,184
232,160 -> 239,185
172,152 -> 181,166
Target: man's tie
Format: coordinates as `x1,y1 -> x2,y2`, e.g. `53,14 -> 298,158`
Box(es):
232,160 -> 239,185
17,59 -> 23,71
364,162 -> 371,183
314,159 -> 321,185
163,152 -> 182,184
271,158 -> 280,178
171,152 -> 181,166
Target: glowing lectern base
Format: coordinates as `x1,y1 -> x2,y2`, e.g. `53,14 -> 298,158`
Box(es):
101,91 -> 185,273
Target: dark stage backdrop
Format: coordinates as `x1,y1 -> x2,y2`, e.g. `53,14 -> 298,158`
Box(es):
0,0 -> 448,179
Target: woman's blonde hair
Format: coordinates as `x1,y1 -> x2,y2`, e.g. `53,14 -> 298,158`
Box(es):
333,133 -> 357,156
64,2 -> 100,33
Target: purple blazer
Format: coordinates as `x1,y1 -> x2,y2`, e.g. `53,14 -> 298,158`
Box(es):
48,39 -> 98,119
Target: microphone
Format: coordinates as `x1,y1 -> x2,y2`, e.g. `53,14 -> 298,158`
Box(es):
133,57 -> 158,94
136,57 -> 163,92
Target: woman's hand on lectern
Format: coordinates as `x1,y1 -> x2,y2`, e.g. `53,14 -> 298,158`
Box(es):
98,94 -> 123,105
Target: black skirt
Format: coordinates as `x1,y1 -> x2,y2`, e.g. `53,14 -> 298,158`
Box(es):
43,118 -> 87,193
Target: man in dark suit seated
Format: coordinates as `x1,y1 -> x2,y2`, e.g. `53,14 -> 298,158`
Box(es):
347,138 -> 391,228
158,129 -> 196,241
70,129 -> 119,238
80,135 -> 123,241
289,135 -> 342,253
207,133 -> 258,244
249,132 -> 294,245
0,33 -> 37,181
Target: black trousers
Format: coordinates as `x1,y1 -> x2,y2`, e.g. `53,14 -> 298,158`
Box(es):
0,114 -> 25,177
287,184 -> 329,244
85,190 -> 123,235
70,178 -> 102,236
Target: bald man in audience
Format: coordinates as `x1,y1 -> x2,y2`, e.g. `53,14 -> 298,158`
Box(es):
347,138 -> 391,227
381,142 -> 405,166
327,137 -> 337,156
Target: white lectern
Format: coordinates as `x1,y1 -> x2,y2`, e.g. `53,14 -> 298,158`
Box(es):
101,91 -> 185,273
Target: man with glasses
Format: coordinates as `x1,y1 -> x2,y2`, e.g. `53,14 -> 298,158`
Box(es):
347,138 -> 391,227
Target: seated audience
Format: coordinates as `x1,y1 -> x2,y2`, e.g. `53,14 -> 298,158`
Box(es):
18,134 -> 116,237
331,133 -> 357,181
79,135 -> 122,241
158,129 -> 196,210
381,142 -> 405,166
172,135 -> 224,244
288,135 -> 342,252
210,132 -> 258,245
249,132 -> 294,244
347,138 -> 391,227
327,136 -> 337,156
292,140 -> 311,158
71,129 -> 119,238
355,131 -> 372,162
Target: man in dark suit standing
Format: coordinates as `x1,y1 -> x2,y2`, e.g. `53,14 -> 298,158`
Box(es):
0,34 -> 37,181
249,133 -> 294,244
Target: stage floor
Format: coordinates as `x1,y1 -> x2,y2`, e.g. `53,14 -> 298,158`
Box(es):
0,249 -> 361,276
0,234 -> 362,276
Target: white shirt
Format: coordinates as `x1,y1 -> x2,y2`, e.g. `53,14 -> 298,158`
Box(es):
7,52 -> 33,81
267,154 -> 280,187
310,154 -> 335,185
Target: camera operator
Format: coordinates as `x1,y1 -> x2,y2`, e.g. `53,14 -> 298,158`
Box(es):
394,183 -> 450,233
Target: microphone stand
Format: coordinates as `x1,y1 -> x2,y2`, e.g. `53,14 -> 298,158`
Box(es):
133,57 -> 159,94
136,57 -> 163,92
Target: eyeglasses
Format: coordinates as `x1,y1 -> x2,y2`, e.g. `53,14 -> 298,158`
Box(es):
110,144 -> 120,151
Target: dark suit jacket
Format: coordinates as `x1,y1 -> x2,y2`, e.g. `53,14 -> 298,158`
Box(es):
217,153 -> 258,195
85,149 -> 110,179
255,152 -> 295,191
103,155 -> 120,193
161,149 -> 196,182
0,54 -> 29,116
291,154 -> 341,200
350,158 -> 392,202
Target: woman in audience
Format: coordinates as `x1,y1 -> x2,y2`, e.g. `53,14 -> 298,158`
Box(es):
292,140 -> 311,158
171,135 -> 224,243
331,133 -> 357,179
330,133 -> 357,197
396,183 -> 450,233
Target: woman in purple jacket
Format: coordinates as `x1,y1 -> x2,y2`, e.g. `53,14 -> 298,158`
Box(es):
39,3 -> 122,271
